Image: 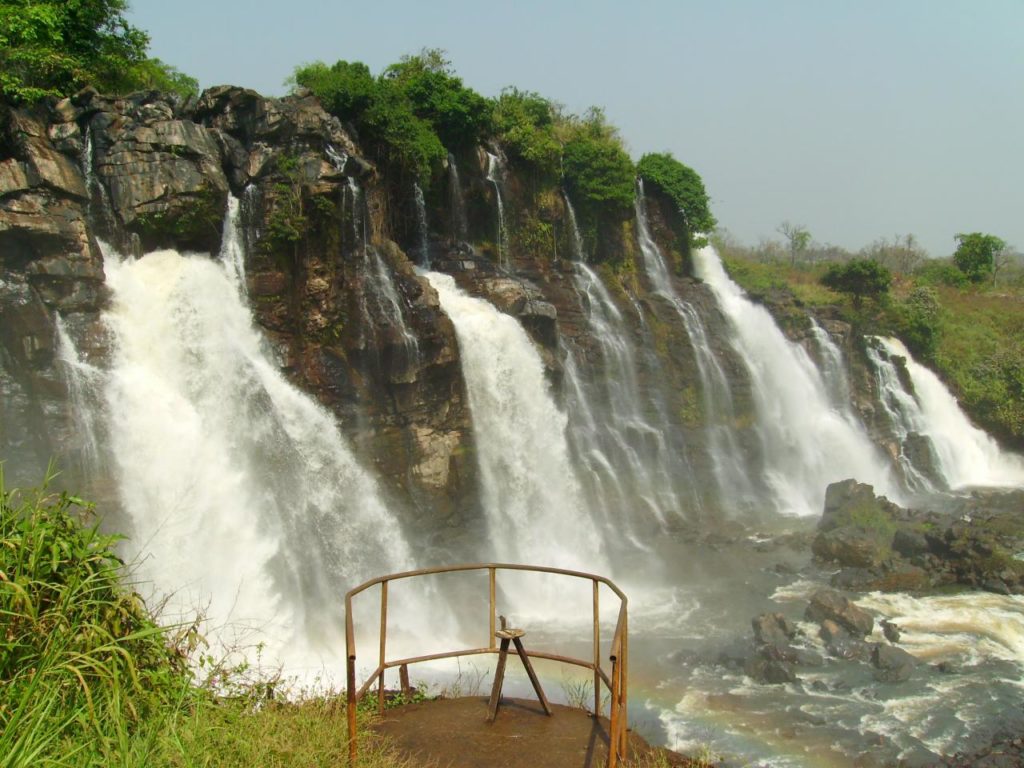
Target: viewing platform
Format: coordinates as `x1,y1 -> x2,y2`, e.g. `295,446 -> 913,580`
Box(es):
345,564 -> 631,767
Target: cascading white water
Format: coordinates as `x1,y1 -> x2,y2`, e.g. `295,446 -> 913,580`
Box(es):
634,185 -> 757,514
809,320 -> 851,409
220,194 -> 247,291
564,192 -> 586,262
870,337 -> 1024,488
567,264 -> 699,532
413,182 -> 430,267
486,151 -> 507,268
693,244 -> 902,515
447,153 -> 469,242
92,203 -> 413,673
423,271 -> 604,572
348,177 -> 419,360
325,143 -> 348,172
55,317 -> 106,473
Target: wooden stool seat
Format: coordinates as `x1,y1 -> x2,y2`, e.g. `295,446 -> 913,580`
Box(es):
487,619 -> 551,723
494,628 -> 525,640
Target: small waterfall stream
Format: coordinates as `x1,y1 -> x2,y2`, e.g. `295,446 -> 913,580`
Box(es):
447,153 -> 469,242
424,271 -> 604,573
634,185 -> 757,514
564,192 -> 586,262
693,244 -> 902,515
486,151 -> 508,268
413,182 -> 430,267
869,337 -> 1024,488
567,263 -> 699,532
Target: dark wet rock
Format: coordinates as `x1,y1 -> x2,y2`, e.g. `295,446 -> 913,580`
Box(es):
751,612 -> 798,648
744,656 -> 798,685
881,620 -> 901,643
806,588 -> 874,637
935,661 -> 958,675
894,527 -> 930,557
899,745 -> 943,768
813,525 -> 892,568
819,620 -> 849,645
871,643 -> 917,683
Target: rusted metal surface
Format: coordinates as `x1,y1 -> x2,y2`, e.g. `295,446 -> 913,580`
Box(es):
344,563 -> 628,767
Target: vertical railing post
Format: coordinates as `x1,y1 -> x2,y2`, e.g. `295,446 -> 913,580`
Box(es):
378,580 -> 388,713
488,567 -> 496,649
608,655 -> 620,768
346,596 -> 357,766
619,611 -> 628,757
592,580 -> 601,716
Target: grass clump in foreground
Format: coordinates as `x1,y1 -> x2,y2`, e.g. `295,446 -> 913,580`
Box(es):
0,469 -> 411,768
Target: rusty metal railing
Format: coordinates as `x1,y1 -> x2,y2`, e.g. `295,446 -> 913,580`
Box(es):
345,563 -> 628,767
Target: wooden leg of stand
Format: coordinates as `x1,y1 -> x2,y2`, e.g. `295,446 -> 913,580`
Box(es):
486,638 -> 511,722
512,637 -> 552,716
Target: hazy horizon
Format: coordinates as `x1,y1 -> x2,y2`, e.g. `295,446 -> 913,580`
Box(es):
127,0 -> 1023,257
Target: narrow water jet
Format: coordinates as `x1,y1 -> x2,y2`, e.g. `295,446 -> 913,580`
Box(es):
486,151 -> 507,269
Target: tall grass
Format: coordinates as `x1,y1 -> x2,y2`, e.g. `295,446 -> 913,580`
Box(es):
0,468 -> 411,768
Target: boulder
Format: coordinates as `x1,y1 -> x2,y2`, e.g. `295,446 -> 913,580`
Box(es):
813,524 -> 892,568
744,656 -> 798,685
751,612 -> 797,649
805,588 -> 874,637
871,643 -> 916,683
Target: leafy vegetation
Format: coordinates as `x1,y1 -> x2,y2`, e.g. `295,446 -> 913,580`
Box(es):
0,470 -> 415,767
0,0 -> 197,102
560,107 -> 635,215
637,152 -> 716,247
293,49 -> 488,185
953,231 -> 1007,284
819,258 -> 892,308
490,87 -> 561,177
716,228 -> 1024,447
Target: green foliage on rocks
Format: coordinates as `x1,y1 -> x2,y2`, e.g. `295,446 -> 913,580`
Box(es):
293,49 -> 488,185
490,87 -> 561,177
0,0 -> 197,102
637,152 -> 716,247
560,108 -> 635,216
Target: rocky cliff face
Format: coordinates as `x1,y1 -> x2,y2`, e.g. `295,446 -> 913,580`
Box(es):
1,83 -> 912,536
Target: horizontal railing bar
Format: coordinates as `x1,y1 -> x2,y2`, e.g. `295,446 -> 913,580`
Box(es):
345,562 -> 628,604
379,648 -> 610,681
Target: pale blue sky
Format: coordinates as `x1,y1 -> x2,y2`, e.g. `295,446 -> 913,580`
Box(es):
127,0 -> 1023,256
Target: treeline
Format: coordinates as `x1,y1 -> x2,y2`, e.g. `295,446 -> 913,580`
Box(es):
292,49 -> 714,250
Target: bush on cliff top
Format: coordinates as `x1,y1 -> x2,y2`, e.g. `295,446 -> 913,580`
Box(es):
637,152 -> 716,248
0,0 -> 197,102
560,107 -> 635,215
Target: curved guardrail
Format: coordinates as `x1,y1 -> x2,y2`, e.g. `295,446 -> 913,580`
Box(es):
345,563 -> 629,766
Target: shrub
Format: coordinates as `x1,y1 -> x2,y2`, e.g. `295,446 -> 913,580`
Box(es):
820,258 -> 892,307
490,87 -> 561,177
637,152 -> 716,247
561,108 -> 635,215
914,258 -> 968,287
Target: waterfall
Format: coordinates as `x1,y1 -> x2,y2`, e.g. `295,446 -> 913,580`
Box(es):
809,320 -> 852,410
692,244 -> 902,515
413,182 -> 430,267
447,153 -> 469,243
634,184 -> 757,515
564,192 -> 586,261
220,194 -> 246,292
325,143 -> 348,172
567,263 -> 701,532
348,177 -> 419,362
55,317 -> 106,474
423,271 -> 604,572
486,151 -> 508,269
81,126 -> 117,237
86,201 -> 413,673
870,337 -> 1024,489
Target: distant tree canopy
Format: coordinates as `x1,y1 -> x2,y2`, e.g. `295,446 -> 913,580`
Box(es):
637,152 -> 716,247
0,0 -> 197,102
820,258 -> 892,307
953,232 -> 1007,284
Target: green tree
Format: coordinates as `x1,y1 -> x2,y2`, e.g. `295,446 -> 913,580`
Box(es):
636,152 -> 716,247
0,0 -> 195,102
820,258 -> 892,308
490,87 -> 560,176
953,232 -> 1007,284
